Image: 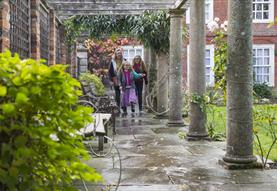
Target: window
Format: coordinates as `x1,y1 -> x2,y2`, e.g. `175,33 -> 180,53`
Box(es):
205,45 -> 215,86
253,44 -> 275,86
253,0 -> 274,23
187,45 -> 215,86
186,0 -> 214,24
123,45 -> 144,63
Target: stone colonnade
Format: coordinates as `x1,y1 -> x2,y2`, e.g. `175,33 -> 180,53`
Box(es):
151,0 -> 256,167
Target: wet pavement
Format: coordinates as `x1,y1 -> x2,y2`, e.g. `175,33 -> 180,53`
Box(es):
78,111 -> 277,191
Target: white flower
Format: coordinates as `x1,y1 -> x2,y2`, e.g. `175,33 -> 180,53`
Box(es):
207,20 -> 219,32
223,20 -> 228,26
214,17 -> 220,22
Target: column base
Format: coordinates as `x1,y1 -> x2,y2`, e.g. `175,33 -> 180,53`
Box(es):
186,132 -> 210,141
219,159 -> 262,170
167,120 -> 185,127
154,114 -> 168,119
223,154 -> 257,164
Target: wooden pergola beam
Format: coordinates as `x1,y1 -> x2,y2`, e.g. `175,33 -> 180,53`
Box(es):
174,0 -> 187,9
46,0 -> 188,19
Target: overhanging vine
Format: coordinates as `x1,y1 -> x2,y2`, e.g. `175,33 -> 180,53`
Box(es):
63,10 -> 170,54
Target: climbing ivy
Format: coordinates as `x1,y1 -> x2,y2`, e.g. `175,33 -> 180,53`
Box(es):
63,10 -> 170,54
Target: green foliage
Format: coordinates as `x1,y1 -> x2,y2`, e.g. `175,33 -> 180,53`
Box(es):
213,30 -> 227,102
200,104 -> 277,161
63,16 -> 85,45
80,72 -> 105,96
253,105 -> 277,167
253,83 -> 272,99
206,104 -> 226,141
267,17 -> 277,28
178,131 -> 187,140
191,91 -> 225,141
0,51 -> 102,190
190,93 -> 212,113
132,10 -> 170,54
63,10 -> 171,54
63,15 -> 136,46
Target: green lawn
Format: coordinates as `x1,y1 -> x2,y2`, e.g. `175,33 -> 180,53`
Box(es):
205,104 -> 277,162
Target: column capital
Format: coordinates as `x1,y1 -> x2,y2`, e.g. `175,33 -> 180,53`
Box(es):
169,8 -> 185,17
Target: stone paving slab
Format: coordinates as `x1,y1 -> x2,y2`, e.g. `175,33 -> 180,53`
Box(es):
80,112 -> 277,191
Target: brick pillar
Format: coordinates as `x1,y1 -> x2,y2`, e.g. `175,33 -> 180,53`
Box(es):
49,9 -> 56,65
0,0 -> 10,52
60,26 -> 67,64
66,45 -> 71,73
71,43 -> 78,78
30,0 -> 40,59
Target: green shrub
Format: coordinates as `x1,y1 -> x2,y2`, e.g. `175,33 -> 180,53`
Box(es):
0,51 -> 102,190
271,88 -> 277,99
253,83 -> 272,99
80,72 -> 105,96
253,105 -> 277,166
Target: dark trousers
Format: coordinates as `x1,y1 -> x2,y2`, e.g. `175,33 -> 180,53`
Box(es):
114,86 -> 121,108
135,82 -> 143,111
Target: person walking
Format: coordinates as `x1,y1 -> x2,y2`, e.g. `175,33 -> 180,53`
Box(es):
108,48 -> 126,108
118,61 -> 145,114
132,55 -> 148,112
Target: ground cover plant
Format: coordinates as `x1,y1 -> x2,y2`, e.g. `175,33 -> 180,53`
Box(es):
205,104 -> 277,162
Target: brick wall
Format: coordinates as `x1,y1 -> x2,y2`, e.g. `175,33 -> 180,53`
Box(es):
0,0 -> 68,66
183,0 -> 277,87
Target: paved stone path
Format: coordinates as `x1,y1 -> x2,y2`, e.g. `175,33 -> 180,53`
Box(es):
78,112 -> 277,191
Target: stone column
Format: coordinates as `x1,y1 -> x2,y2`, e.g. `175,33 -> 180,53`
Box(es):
143,47 -> 151,106
167,9 -> 185,127
187,0 -> 208,140
156,52 -> 169,118
220,0 -> 257,167
49,9 -> 56,65
0,0 -> 10,51
147,48 -> 157,111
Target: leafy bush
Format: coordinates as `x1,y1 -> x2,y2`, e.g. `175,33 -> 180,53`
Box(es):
253,83 -> 272,99
0,51 -> 102,190
80,72 -> 105,96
